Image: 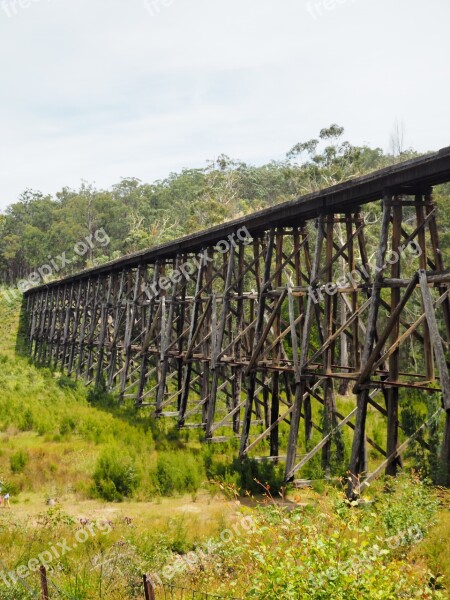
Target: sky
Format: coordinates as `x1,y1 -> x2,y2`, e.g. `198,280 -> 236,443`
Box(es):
0,0 -> 449,211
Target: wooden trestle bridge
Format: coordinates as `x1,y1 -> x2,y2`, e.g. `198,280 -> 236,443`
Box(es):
24,148 -> 450,494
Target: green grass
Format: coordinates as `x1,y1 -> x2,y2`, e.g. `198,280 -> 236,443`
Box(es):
1,290 -> 450,598
0,293 -> 213,502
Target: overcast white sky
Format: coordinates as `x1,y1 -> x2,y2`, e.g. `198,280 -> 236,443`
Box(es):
0,0 -> 449,211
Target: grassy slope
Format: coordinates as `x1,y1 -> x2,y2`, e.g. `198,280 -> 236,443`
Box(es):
0,294 -> 152,498
1,292 -> 450,599
0,293 -> 242,598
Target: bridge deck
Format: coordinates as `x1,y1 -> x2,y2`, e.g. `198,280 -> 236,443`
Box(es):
24,146 -> 450,292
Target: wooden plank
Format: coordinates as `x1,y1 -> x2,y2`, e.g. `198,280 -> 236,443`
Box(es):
419,270 -> 450,410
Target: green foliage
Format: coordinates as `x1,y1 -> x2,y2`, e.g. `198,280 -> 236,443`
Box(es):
18,408 -> 34,431
87,383 -> 116,408
401,391 -> 445,484
0,126 -> 405,286
59,415 -> 77,436
206,455 -> 285,496
57,374 -> 78,390
155,453 -> 204,496
233,457 -> 284,496
180,476 -> 443,599
376,475 -> 439,540
93,447 -> 140,501
10,450 -> 28,473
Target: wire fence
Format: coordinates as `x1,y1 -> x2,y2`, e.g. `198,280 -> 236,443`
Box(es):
0,566 -> 241,600
1,569 -> 242,600
143,576 -> 242,600
155,585 -> 241,600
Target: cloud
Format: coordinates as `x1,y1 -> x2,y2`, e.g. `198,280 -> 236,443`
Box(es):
1,0 -> 450,209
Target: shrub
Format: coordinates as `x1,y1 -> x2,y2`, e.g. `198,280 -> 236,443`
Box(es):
18,408 -> 34,431
178,476 -> 444,599
208,457 -> 285,496
93,448 -> 140,501
60,415 -> 77,436
87,380 -> 115,408
57,375 -> 78,390
155,453 -> 204,496
377,475 -> 439,540
10,450 -> 28,474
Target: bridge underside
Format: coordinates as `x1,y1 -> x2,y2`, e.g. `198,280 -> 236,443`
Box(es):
24,149 -> 450,493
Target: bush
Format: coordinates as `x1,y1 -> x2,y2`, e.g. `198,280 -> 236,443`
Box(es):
57,375 -> 78,390
155,453 -> 204,496
93,448 -> 140,501
208,456 -> 285,496
10,450 -> 28,474
87,380 -> 115,408
377,475 -> 439,540
60,415 -> 77,436
18,408 -> 34,431
178,476 -> 443,599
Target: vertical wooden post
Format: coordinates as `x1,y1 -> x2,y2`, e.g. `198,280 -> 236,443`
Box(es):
232,243 -> 245,434
419,269 -> 450,485
322,216 -> 335,471
76,279 -> 90,377
240,231 -> 275,457
176,263 -> 188,411
206,244 -> 235,438
348,196 -> 392,496
40,565 -> 49,600
96,275 -> 112,387
304,217 -> 325,443
386,201 -> 402,476
179,252 -> 206,425
425,189 -> 450,340
322,216 -> 343,470
68,281 -> 83,376
285,217 -> 325,479
270,230 -> 283,459
416,195 -> 435,381
119,266 -> 141,402
424,189 -> 450,485
136,264 -> 159,404
143,574 -> 156,600
200,257 -> 214,425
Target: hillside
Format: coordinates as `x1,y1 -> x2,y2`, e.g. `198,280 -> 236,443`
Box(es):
1,132 -> 450,598
0,127 -> 414,287
0,293 -> 450,598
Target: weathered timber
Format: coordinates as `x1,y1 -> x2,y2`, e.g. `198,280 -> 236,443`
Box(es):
23,148 -> 450,494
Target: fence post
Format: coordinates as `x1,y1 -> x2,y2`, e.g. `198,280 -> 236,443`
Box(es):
143,574 -> 156,600
40,565 -> 49,600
